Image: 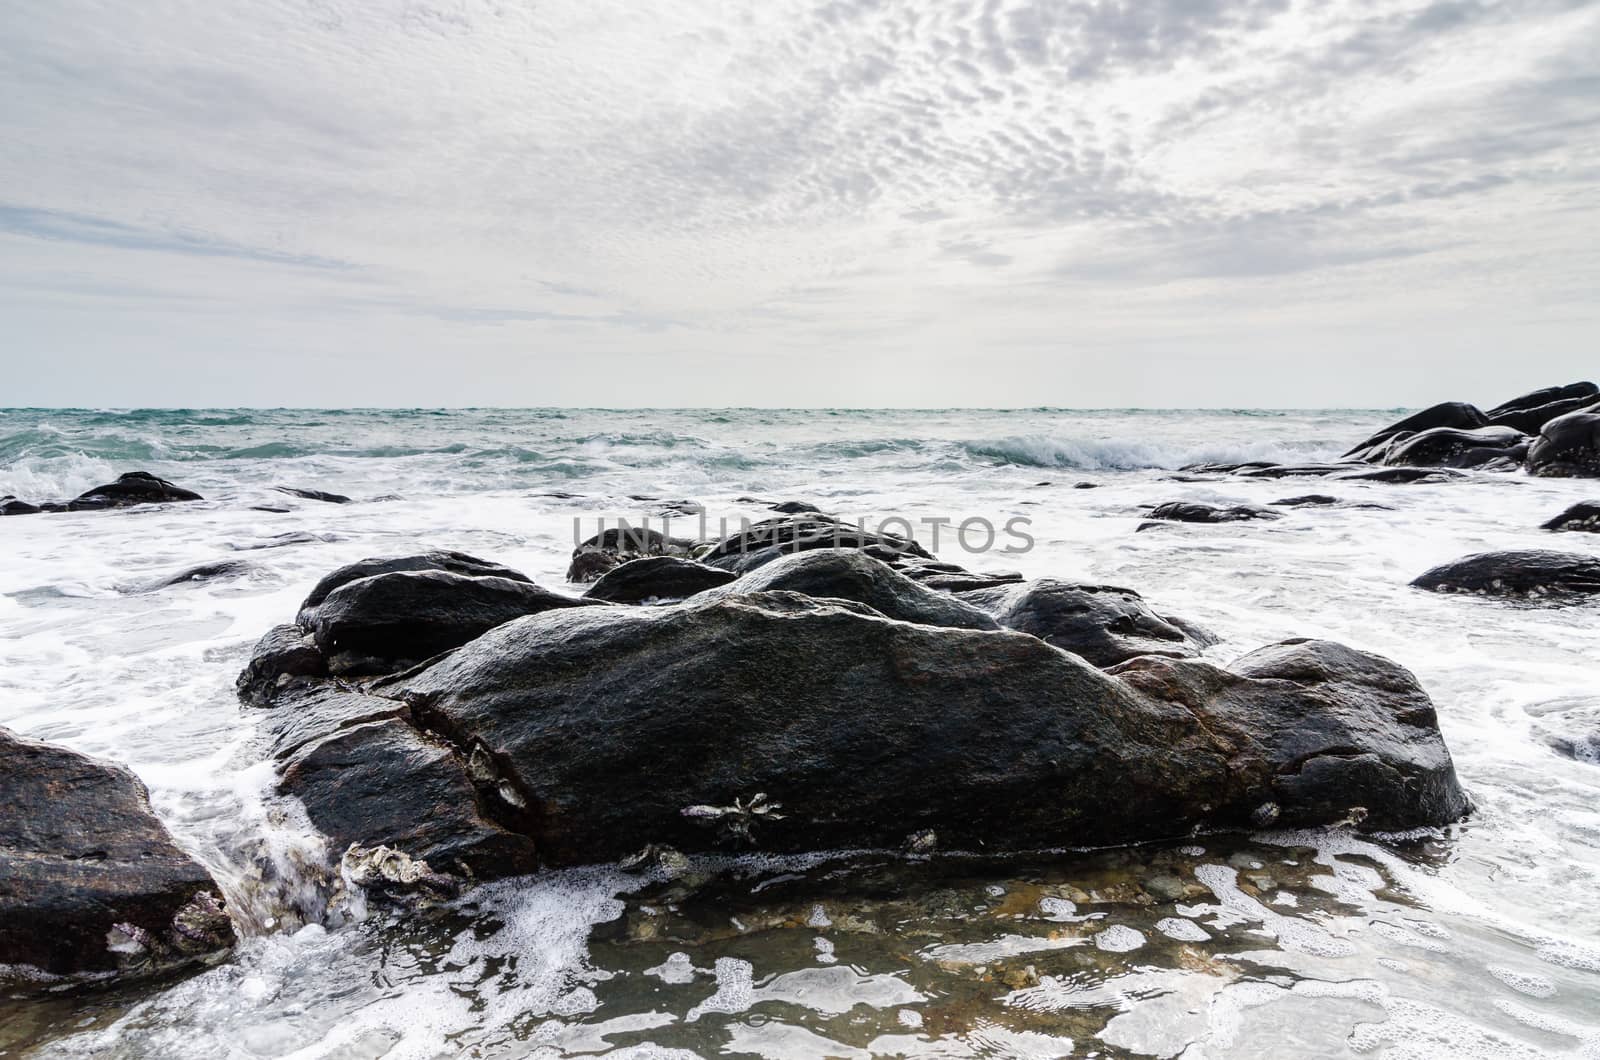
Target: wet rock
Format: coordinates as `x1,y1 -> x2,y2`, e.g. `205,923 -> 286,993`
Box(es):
0,496 -> 42,516
277,711 -> 538,882
770,500 -> 823,514
1542,501 -> 1600,533
136,560 -> 255,592
1379,426 -> 1528,469
373,595 -> 1468,866
958,580 -> 1200,667
0,728 -> 233,980
1411,550 -> 1600,600
700,515 -> 933,576
1145,502 -> 1281,525
297,551 -> 533,624
274,486 -> 351,504
1328,466 -> 1463,484
1485,382 -> 1598,434
567,526 -> 697,583
237,624 -> 329,707
309,569 -> 598,675
703,550 -> 999,631
1529,704 -> 1600,764
904,568 -> 1027,593
1342,402 -> 1488,460
583,556 -> 738,604
1526,405 -> 1600,478
1111,638 -> 1470,830
228,531 -> 335,551
62,472 -> 202,512
1272,495 -> 1339,507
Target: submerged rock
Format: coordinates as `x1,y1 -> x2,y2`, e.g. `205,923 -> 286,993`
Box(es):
0,728 -> 233,981
135,559 -> 255,593
583,556 -> 737,604
1530,704 -> 1600,764
308,569 -> 597,675
1411,550 -> 1600,599
67,471 -> 203,511
1526,404 -> 1600,478
1144,502 -> 1281,525
274,486 -> 351,504
958,580 -> 1202,668
700,550 -> 999,631
1542,501 -> 1600,533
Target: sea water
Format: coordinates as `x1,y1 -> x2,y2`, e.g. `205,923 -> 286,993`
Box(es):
1,407 -> 1597,1058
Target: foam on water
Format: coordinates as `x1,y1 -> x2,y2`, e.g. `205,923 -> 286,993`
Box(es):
3,406 -> 1599,1057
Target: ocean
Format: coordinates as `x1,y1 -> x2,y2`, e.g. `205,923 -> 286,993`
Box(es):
2,407 -> 1597,1057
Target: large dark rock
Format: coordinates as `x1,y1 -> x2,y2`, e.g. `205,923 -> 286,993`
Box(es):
1,728 -> 233,981
1343,402 -> 1488,460
274,700 -> 538,884
1542,502 -> 1600,533
1144,501 -> 1281,524
237,624 -> 329,707
1111,639 -> 1469,829
309,570 -> 597,675
1411,550 -> 1600,599
1486,382 -> 1598,434
1,495 -> 42,516
1526,405 -> 1600,478
297,551 -> 533,624
1379,426 -> 1528,469
700,515 -> 933,575
66,472 -> 203,511
959,580 -> 1201,667
363,594 -> 1470,867
584,556 -> 738,604
701,550 -> 999,631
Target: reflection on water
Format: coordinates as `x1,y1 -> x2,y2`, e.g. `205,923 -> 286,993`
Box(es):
9,830 -> 1598,1058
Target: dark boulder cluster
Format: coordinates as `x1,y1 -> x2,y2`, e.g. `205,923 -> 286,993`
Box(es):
1,728 -> 234,982
1178,381 -> 1599,481
237,530 -> 1471,903
1,471 -> 203,516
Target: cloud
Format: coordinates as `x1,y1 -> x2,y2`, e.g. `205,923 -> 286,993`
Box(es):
0,0 -> 1597,405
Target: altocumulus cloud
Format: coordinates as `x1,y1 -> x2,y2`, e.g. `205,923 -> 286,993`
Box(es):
0,0 -> 1597,406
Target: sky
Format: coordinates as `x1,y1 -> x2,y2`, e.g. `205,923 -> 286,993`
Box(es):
1,0 -> 1597,408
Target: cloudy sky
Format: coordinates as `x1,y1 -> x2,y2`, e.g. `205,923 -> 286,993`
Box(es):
2,0 -> 1597,407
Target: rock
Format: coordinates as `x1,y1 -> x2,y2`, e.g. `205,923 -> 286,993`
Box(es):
275,706 -> 538,883
1542,502 -> 1600,533
584,556 -> 738,604
228,531 -> 333,551
1,728 -> 233,980
1110,638 -> 1469,830
237,624 -> 329,707
567,526 -> 697,583
364,595 -> 1468,867
1273,495 -> 1339,507
1411,550 -> 1600,599
1,496 -> 42,516
700,515 -> 934,575
1486,382 -> 1599,434
135,560 -> 255,592
903,568 -> 1026,593
66,471 -> 203,511
770,501 -> 823,514
1379,426 -> 1528,469
1328,466 -> 1463,484
1145,502 -> 1281,524
1526,405 -> 1600,478
1343,402 -> 1488,460
309,570 -> 598,675
297,551 -> 534,624
957,580 -> 1201,667
1529,704 -> 1600,764
274,486 -> 351,504
700,550 -> 999,631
